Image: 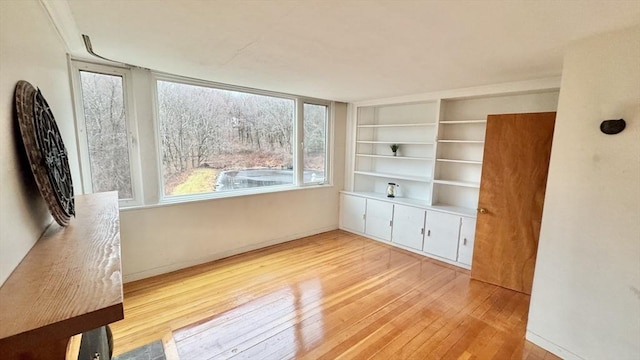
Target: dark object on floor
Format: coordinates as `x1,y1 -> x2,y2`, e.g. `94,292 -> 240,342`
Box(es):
112,340 -> 166,360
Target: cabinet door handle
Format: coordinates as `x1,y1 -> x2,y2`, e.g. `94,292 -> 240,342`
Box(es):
427,230 -> 431,237
477,208 -> 488,214
389,220 -> 393,227
420,228 -> 424,235
362,214 -> 366,220
463,238 -> 467,245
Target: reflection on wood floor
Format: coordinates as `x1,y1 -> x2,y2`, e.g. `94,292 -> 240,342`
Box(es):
110,230 -> 561,359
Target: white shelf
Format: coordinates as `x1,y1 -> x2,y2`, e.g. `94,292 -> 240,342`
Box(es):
357,154 -> 433,161
354,171 -> 430,183
342,191 -> 430,208
437,140 -> 484,144
439,120 -> 487,124
433,179 -> 480,188
357,140 -> 434,145
357,123 -> 436,128
436,158 -> 482,165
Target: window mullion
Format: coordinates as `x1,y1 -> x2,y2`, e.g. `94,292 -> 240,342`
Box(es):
296,99 -> 304,185
122,70 -> 144,207
69,63 -> 94,194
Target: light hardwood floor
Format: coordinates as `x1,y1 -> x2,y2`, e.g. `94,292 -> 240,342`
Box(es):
110,230 -> 561,359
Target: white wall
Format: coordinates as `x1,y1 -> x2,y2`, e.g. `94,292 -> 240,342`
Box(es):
0,0 -> 80,286
527,26 -> 640,360
120,103 -> 347,282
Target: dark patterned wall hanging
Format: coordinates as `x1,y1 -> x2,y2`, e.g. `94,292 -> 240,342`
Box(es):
15,80 -> 75,226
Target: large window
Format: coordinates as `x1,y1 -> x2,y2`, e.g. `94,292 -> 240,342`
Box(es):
72,60 -> 331,207
73,63 -> 140,205
157,80 -> 297,196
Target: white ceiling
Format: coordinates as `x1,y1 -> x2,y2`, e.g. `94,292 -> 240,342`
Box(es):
61,0 -> 640,102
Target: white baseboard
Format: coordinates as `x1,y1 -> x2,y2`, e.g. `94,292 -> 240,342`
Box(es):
122,226 -> 337,283
526,330 -> 585,360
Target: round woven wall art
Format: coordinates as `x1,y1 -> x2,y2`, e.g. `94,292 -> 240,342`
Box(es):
15,80 -> 75,226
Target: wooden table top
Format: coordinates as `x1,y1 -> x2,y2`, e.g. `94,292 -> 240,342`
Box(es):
0,192 -> 124,353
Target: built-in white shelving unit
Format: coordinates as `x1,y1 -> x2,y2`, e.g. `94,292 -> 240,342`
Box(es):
342,84 -> 561,269
432,101 -> 487,210
354,101 -> 438,201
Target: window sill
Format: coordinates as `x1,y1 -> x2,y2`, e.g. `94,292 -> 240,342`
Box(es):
118,183 -> 334,212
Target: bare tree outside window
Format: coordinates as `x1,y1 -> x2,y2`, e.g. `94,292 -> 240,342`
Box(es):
157,80 -> 300,196
79,71 -> 133,199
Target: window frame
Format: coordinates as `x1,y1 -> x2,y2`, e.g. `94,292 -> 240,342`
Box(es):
70,60 -> 333,209
151,72 -> 332,203
300,101 -> 331,186
70,60 -> 144,207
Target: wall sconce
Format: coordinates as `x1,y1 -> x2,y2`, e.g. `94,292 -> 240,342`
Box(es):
600,119 -> 626,135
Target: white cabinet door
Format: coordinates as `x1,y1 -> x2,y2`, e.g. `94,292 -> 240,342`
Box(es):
340,194 -> 366,233
423,211 -> 461,261
392,204 -> 426,250
457,217 -> 476,266
365,199 -> 394,241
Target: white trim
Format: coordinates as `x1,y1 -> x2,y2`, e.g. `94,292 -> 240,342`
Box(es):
150,76 -> 165,201
39,0 -> 85,54
345,103 -> 358,191
122,225 -> 338,282
526,330 -> 585,360
354,77 -> 561,107
430,98 -> 444,206
67,56 -> 89,193
121,183 -> 334,211
327,101 -> 335,186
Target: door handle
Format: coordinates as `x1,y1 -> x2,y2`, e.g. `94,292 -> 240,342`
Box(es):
477,207 -> 488,214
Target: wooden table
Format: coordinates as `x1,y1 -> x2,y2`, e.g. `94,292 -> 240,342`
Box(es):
0,192 -> 124,359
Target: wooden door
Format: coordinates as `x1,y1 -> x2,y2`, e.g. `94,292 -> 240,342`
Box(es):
364,199 -> 393,241
424,210 -> 460,261
471,112 -> 556,294
392,204 -> 425,250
